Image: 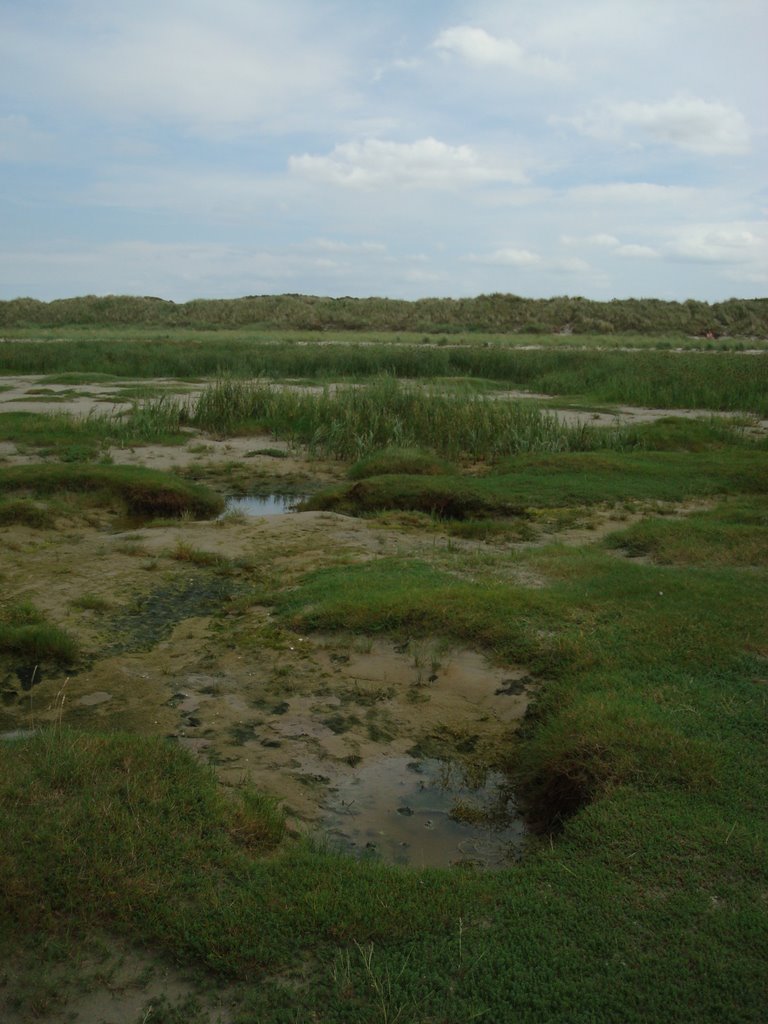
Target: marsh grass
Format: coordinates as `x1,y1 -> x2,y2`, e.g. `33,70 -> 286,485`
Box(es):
2,333 -> 768,1022
2,333 -> 768,412
0,496 -> 55,528
0,404 -> 187,459
169,540 -> 258,576
0,602 -> 79,665
279,546 -> 767,813
188,377 -> 636,459
305,446 -> 767,520
70,592 -> 113,612
0,464 -> 224,518
605,498 -> 768,566
446,518 -> 539,542
2,649 -> 767,1024
348,447 -> 457,479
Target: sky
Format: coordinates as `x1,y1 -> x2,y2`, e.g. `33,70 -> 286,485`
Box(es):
0,0 -> 766,303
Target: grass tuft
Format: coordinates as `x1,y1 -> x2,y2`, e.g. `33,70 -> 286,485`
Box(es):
0,602 -> 79,665
0,497 -> 55,528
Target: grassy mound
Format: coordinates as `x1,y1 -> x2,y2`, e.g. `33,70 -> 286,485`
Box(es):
605,498 -> 768,566
0,464 -> 224,518
305,448 -> 768,519
302,474 -> 528,519
348,447 -> 457,480
0,497 -> 55,528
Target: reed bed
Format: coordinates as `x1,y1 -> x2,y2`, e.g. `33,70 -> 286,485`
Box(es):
189,377 -> 633,460
1,339 -> 766,414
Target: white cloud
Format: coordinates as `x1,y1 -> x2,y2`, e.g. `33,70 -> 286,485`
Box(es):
615,244 -> 659,259
404,268 -> 443,284
432,25 -> 563,78
566,94 -> 751,155
562,233 -> 620,248
568,183 -> 695,204
289,137 -> 525,190
561,235 -> 658,259
0,2 -> 764,303
469,248 -> 542,267
299,239 -> 387,254
0,3 -> 356,137
665,224 -> 767,265
552,257 -> 592,273
587,233 -> 621,248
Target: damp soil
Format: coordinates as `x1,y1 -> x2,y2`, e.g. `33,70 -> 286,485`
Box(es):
0,934 -> 238,1024
0,464 -> 535,868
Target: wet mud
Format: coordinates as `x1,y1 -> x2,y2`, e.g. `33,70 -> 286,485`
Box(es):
0,475 -> 535,867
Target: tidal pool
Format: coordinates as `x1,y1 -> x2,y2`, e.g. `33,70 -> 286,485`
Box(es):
222,494 -> 306,517
320,754 -> 525,869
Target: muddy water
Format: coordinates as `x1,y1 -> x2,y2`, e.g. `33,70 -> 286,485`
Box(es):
321,754 -> 524,868
212,638 -> 533,868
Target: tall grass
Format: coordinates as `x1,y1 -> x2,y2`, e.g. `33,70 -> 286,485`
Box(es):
190,377 -> 635,459
1,339 -> 767,413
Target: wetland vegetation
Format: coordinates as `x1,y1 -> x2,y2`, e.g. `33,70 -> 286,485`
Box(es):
0,302 -> 766,1022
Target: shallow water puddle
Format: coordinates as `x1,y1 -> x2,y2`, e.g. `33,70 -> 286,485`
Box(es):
222,493 -> 307,517
320,754 -> 525,869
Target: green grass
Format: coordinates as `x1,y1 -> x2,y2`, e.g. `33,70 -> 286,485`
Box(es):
3,534 -> 766,1020
0,602 -> 79,666
2,329 -> 767,1022
1,292 -> 766,335
1,334 -> 767,412
0,464 -> 224,518
305,448 -> 768,519
347,447 -> 458,479
188,377 -> 639,458
0,496 -> 55,528
169,539 -> 259,576
0,405 -> 188,459
70,592 -> 113,612
605,497 -> 768,566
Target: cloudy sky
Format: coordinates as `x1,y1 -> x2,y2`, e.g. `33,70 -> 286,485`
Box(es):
1,0 -> 765,303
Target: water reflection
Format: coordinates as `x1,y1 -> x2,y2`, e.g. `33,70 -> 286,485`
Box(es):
222,494 -> 306,517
